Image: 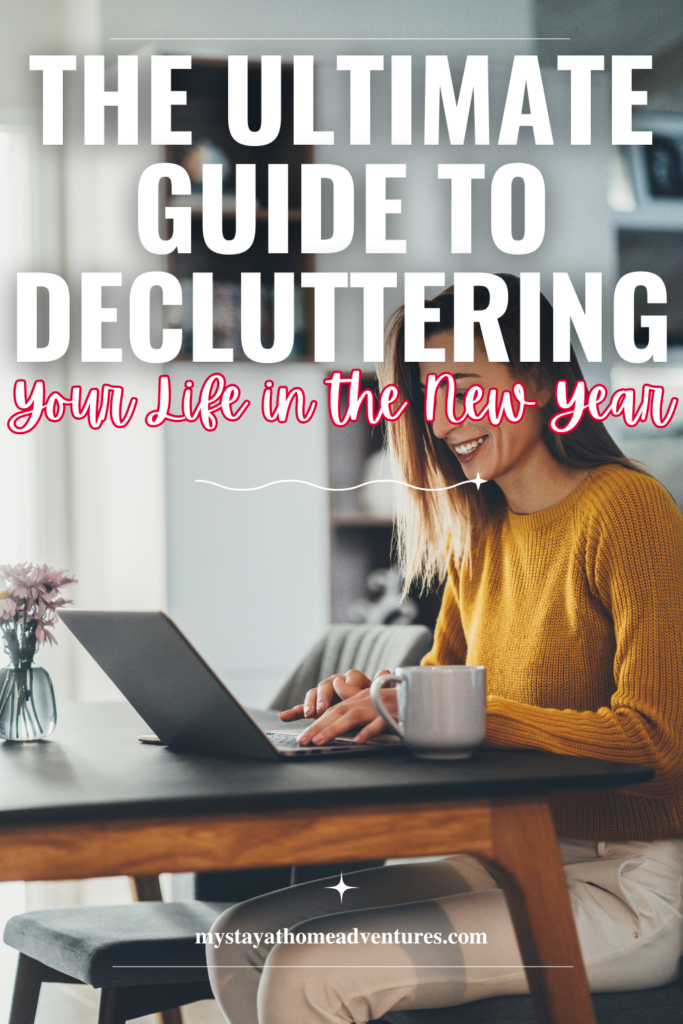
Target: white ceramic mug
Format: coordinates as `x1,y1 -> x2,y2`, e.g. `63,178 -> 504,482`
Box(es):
370,665 -> 486,759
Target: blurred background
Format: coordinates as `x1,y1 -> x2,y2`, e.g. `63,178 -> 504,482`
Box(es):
1,1 -> 683,1019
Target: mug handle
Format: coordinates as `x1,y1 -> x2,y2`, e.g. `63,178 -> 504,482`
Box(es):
370,673 -> 404,738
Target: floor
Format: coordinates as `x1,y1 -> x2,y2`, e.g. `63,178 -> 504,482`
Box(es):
35,984 -> 225,1024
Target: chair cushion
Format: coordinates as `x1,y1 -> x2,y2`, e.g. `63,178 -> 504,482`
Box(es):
378,978 -> 683,1024
3,900 -> 229,989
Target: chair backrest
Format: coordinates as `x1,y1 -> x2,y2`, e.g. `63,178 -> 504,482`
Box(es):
269,623 -> 433,711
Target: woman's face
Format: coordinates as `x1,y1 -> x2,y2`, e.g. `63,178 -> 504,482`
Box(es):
418,333 -> 549,488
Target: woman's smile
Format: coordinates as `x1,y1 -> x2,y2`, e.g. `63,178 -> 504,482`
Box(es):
450,433 -> 489,461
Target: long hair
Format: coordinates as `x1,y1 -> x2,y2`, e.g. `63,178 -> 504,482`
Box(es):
377,273 -> 643,591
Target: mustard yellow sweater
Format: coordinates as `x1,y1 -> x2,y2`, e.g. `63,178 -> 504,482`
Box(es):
422,463 -> 683,841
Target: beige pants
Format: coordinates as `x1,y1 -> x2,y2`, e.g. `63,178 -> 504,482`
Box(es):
207,838 -> 683,1024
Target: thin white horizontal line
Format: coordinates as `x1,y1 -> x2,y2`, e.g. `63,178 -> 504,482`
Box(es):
109,37 -> 571,42
114,964 -> 574,968
195,476 -> 485,493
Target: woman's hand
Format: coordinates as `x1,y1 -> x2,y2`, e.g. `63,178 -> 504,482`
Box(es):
296,682 -> 398,746
277,669 -> 377,722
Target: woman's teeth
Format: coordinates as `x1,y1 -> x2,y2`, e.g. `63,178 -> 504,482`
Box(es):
454,436 -> 487,455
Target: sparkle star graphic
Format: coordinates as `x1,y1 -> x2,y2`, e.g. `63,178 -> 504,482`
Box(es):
473,473 -> 486,490
325,873 -> 358,903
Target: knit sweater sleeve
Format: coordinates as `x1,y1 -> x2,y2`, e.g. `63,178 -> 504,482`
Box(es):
484,472 -> 683,800
421,557 -> 468,667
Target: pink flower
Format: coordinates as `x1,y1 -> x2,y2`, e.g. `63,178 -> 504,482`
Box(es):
0,591 -> 17,621
0,562 -> 77,603
1,563 -> 42,602
42,566 -> 78,592
35,620 -> 56,645
38,594 -> 71,614
0,563 -> 77,645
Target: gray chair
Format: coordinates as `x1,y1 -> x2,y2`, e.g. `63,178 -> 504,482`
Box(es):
5,899 -> 221,1024
4,623 -> 433,1024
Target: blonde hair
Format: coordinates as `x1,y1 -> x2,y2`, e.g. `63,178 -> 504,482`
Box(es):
377,274 -> 644,592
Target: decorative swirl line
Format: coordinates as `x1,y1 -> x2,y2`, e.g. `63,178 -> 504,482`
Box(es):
195,474 -> 486,493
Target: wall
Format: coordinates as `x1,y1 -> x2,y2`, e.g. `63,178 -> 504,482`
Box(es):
103,0 -> 535,60
165,363 -> 331,706
0,0 -> 169,703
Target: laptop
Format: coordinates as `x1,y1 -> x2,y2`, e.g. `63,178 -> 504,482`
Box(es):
60,610 -> 403,759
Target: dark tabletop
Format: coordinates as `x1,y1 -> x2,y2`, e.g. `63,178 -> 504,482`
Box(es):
0,703 -> 653,826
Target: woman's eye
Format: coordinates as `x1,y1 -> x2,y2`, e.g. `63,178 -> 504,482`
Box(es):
434,384 -> 466,402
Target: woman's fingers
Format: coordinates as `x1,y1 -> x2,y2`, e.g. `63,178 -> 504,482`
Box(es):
335,668 -> 388,700
296,695 -> 363,744
351,689 -> 398,742
277,675 -> 344,721
303,687 -> 321,718
346,669 -> 373,689
332,669 -> 372,702
314,675 -> 342,715
298,690 -> 393,746
277,703 -> 305,721
354,715 -> 389,743
300,706 -> 376,746
278,668 -> 387,723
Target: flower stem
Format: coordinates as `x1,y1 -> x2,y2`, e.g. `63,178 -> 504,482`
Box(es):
0,672 -> 14,720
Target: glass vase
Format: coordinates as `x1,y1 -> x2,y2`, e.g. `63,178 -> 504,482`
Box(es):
0,630 -> 56,741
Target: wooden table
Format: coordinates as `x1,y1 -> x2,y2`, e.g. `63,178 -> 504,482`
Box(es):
0,703 -> 652,1024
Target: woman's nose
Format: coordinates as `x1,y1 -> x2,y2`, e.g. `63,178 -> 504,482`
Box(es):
431,401 -> 453,440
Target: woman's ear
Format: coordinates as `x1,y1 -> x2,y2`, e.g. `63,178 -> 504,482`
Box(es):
526,367 -> 552,409
535,383 -> 553,409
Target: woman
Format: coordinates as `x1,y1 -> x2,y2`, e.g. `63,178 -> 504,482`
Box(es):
208,276 -> 683,1024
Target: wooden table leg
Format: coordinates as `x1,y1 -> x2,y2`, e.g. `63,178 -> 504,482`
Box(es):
0,793 -> 597,1024
480,797 -> 596,1024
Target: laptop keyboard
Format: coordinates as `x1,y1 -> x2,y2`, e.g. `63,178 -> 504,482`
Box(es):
266,730 -> 354,748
